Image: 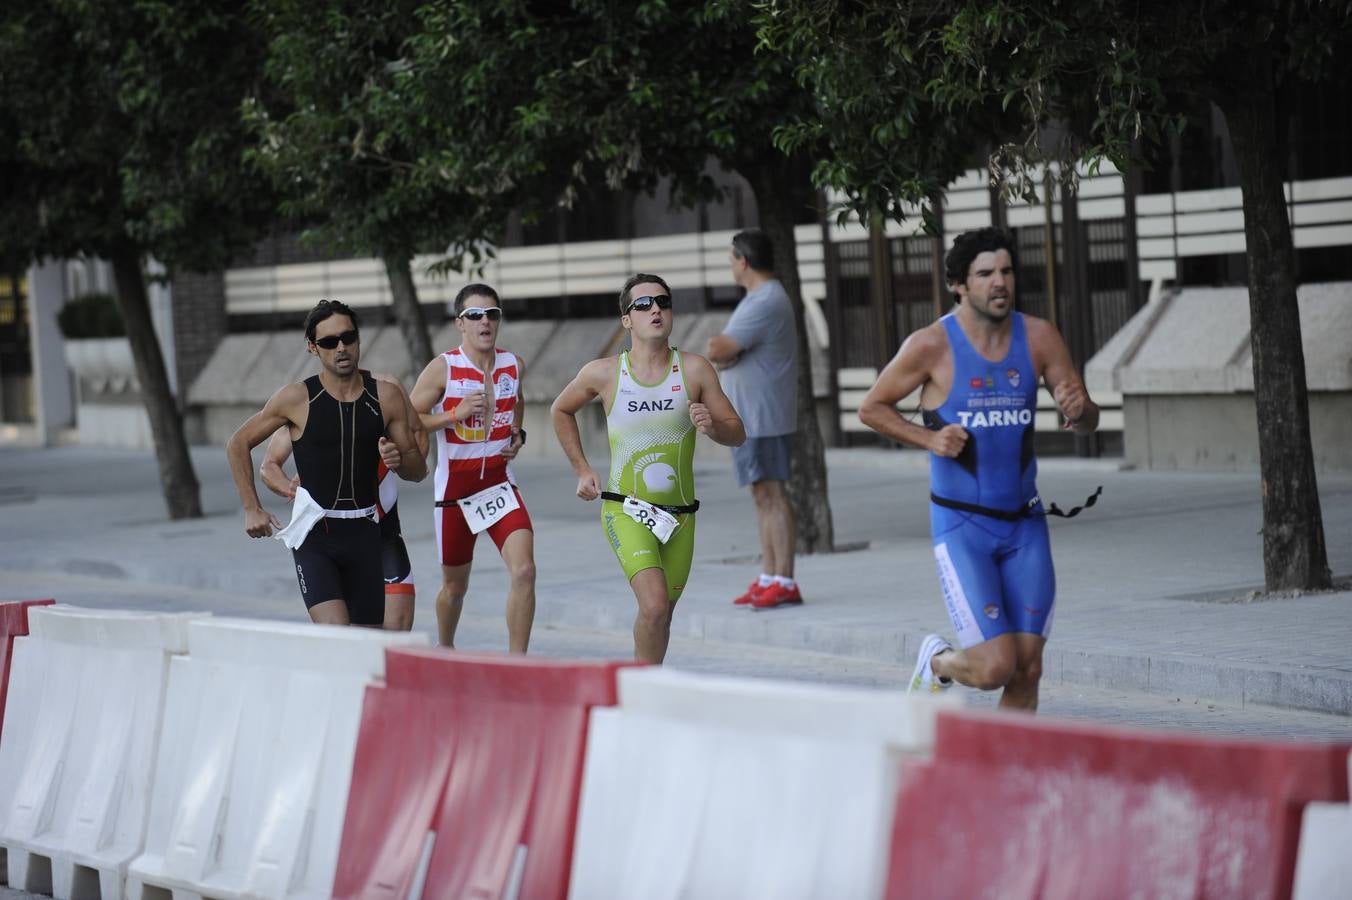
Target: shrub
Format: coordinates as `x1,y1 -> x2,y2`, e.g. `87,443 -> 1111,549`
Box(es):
57,293 -> 126,339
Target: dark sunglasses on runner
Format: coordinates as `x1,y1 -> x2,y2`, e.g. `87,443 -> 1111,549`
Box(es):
456,306 -> 505,320
313,329 -> 359,349
625,294 -> 672,314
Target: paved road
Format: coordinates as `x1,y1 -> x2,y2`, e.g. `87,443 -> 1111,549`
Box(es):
8,443 -> 1349,714
3,568 -> 1349,741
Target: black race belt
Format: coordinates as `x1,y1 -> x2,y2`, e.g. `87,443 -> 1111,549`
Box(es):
600,491 -> 699,515
930,486 -> 1102,521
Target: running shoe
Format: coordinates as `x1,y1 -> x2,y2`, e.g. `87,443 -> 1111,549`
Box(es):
733,580 -> 765,606
908,634 -> 954,694
751,582 -> 803,609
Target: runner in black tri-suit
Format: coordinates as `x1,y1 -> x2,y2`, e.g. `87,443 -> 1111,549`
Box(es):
259,370 -> 427,631
226,299 -> 427,626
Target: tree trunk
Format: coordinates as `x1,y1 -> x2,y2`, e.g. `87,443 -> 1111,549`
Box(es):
109,242 -> 202,520
383,252 -> 435,379
1214,62 -> 1331,591
743,160 -> 836,554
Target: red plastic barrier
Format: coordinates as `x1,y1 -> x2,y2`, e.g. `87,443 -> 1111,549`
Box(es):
332,647 -> 636,900
0,598 -> 55,739
885,711 -> 1351,900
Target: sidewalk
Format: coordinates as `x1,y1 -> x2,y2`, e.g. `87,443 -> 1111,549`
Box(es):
1,443 -> 1349,716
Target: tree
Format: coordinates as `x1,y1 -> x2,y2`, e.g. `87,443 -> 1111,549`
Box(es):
761,0 -> 1349,590
248,1 -> 459,375
1,0 -> 278,519
399,0 -> 838,551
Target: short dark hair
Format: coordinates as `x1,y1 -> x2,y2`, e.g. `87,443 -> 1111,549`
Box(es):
731,229 -> 774,272
304,298 -> 359,342
944,227 -> 1018,302
618,273 -> 672,316
453,283 -> 500,314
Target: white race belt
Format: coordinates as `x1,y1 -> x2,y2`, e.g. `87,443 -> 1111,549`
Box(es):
274,487 -> 376,550
457,481 -> 520,534
622,496 -> 680,544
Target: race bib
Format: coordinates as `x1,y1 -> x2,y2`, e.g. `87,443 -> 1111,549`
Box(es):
622,496 -> 679,544
457,481 -> 519,534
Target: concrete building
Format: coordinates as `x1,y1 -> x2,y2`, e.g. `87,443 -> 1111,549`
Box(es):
3,106 -> 1349,468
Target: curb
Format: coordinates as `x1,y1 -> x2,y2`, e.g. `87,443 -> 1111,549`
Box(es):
16,550 -> 1352,719
533,595 -> 1352,718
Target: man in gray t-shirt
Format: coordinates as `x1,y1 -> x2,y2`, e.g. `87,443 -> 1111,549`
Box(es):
707,228 -> 802,610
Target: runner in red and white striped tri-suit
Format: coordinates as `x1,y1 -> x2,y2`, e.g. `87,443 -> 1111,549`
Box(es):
410,283 -> 535,651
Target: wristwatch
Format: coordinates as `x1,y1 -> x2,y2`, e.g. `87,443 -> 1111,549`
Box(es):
516,427 -> 527,446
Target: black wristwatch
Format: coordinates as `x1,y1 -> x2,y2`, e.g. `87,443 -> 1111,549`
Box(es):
516,427 -> 527,446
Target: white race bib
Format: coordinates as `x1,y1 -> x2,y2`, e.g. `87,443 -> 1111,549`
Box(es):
457,481 -> 519,534
622,496 -> 679,544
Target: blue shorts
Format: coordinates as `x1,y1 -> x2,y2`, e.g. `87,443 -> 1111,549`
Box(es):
732,434 -> 792,487
930,505 -> 1055,648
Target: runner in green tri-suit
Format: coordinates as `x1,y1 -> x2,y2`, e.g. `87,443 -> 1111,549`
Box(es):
552,273 -> 745,663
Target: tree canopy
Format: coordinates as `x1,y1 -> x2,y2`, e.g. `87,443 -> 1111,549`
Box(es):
1,0 -> 279,518
759,0 -> 1352,589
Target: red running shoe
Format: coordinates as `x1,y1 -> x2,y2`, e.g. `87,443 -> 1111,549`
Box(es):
751,582 -> 803,610
733,580 -> 765,606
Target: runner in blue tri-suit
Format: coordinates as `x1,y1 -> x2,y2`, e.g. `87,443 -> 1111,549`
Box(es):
859,227 -> 1100,712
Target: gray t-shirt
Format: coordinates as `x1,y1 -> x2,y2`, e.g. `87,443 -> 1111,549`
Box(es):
720,278 -> 798,437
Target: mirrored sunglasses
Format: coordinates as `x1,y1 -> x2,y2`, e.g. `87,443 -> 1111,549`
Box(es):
625,294 -> 672,314
313,329 -> 359,349
459,307 -> 503,322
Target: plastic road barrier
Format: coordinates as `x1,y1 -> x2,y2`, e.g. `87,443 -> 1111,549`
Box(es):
332,648 -> 631,900
568,667 -> 957,900
125,618 -> 426,900
0,606 -> 198,900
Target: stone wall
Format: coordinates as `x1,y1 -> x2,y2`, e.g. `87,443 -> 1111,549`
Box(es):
1087,282 -> 1352,473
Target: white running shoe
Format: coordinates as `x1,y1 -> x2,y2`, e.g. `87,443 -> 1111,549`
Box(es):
908,633 -> 954,694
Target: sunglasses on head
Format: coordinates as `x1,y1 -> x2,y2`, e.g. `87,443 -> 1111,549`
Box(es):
459,306 -> 503,322
625,294 -> 672,314
313,330 -> 359,350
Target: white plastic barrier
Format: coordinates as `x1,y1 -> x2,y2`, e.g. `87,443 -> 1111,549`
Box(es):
1292,751 -> 1352,900
568,668 -> 957,900
125,618 -> 426,900
0,606 -> 200,900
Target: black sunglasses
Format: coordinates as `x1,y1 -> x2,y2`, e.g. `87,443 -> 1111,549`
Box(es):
625,294 -> 673,314
313,329 -> 359,350
459,306 -> 503,322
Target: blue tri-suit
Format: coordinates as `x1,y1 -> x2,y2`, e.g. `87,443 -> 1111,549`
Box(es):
923,311 -> 1055,648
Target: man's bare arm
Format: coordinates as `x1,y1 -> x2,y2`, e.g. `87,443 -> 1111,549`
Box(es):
378,378 -> 429,482
1029,317 -> 1099,434
227,383 -> 305,536
259,427 -> 299,500
706,333 -> 743,367
858,329 -> 967,458
551,358 -> 611,500
682,353 -> 746,447
410,355 -> 455,433
374,372 -> 429,457
503,355 -> 527,461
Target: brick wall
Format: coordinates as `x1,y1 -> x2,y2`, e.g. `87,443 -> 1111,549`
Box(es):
170,269 -> 227,409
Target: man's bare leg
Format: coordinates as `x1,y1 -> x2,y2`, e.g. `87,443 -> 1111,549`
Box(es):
930,632 -> 1015,689
436,562 -> 472,648
630,568 -> 674,664
308,598 -> 350,625
997,633 -> 1045,711
383,592 -> 414,631
929,632 -> 1045,712
752,482 -> 778,576
751,479 -> 795,578
499,529 -> 536,653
